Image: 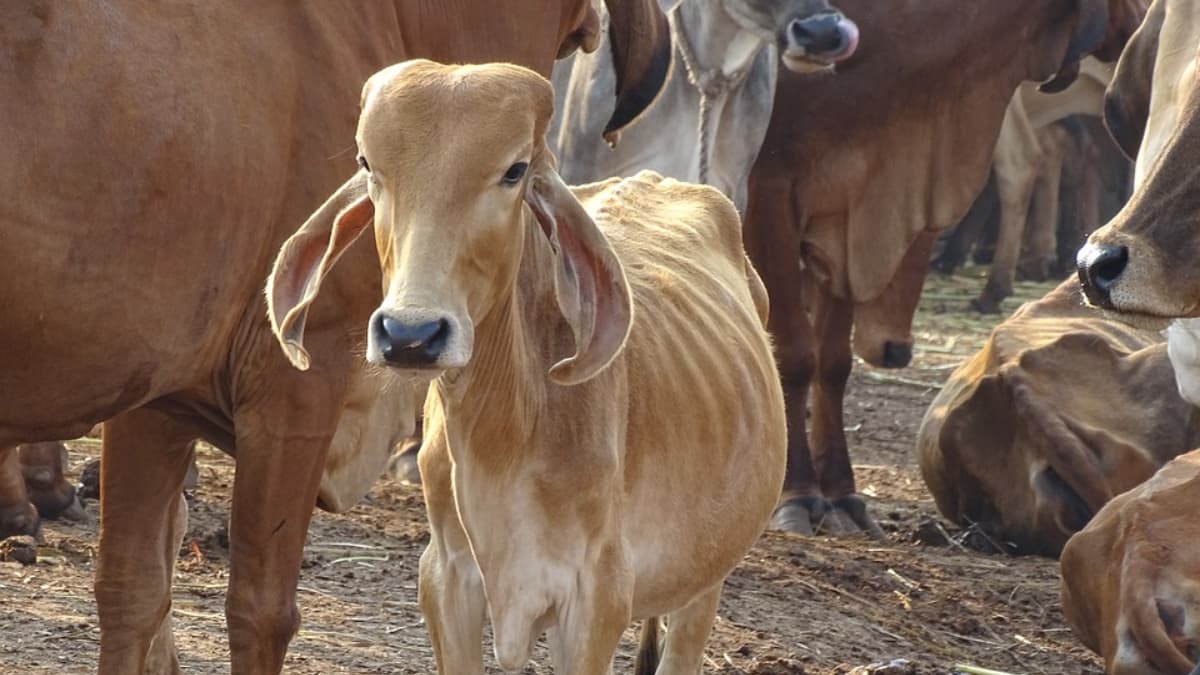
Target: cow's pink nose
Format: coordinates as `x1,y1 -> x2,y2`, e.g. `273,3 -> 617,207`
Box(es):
370,313 -> 450,367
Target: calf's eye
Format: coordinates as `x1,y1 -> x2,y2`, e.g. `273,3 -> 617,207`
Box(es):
501,162 -> 529,186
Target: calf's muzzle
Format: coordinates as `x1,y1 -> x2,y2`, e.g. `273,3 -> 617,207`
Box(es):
370,311 -> 451,367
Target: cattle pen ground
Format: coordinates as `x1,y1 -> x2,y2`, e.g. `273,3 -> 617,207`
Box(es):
0,268 -> 1098,675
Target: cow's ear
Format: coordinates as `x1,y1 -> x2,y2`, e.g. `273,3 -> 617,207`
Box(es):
266,171 -> 374,371
601,0 -> 672,144
1103,0 -> 1164,160
524,146 -> 633,385
1039,0 -> 1109,93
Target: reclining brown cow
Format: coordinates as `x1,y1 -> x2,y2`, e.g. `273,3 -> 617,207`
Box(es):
1067,0 -> 1200,672
743,0 -> 1147,536
917,278 -> 1200,556
0,1 -> 669,672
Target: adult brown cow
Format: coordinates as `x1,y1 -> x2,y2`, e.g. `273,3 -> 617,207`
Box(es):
747,0 -> 1146,536
0,2 -> 668,673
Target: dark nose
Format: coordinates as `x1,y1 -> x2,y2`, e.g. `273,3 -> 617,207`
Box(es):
881,341 -> 913,369
788,14 -> 846,55
371,313 -> 450,366
1076,244 -> 1128,308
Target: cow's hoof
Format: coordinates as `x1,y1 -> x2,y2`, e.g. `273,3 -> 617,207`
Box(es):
0,503 -> 41,541
832,494 -> 885,540
969,295 -> 1003,314
387,442 -> 422,486
31,484 -> 85,522
769,496 -> 837,535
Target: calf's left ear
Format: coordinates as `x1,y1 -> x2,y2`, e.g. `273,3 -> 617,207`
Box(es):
266,171 -> 374,370
1039,0 -> 1108,93
525,156 -> 633,385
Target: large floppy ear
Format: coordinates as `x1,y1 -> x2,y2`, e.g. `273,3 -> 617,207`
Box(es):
1039,0 -> 1109,93
266,171 -> 374,371
524,152 -> 633,385
1103,0 -> 1164,161
601,0 -> 673,144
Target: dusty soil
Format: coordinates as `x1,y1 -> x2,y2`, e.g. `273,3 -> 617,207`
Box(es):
0,267 -> 1098,675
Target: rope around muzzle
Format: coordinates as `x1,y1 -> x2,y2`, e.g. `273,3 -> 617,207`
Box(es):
669,6 -> 753,186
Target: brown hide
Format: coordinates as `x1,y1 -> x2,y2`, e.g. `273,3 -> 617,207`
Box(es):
917,279 -> 1200,555
746,0 -> 1136,532
1062,449 -> 1200,674
0,2 -> 668,672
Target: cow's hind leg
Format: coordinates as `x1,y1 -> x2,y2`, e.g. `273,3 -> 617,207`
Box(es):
0,445 -> 39,538
653,583 -> 723,674
418,427 -> 486,674
96,408 -> 194,675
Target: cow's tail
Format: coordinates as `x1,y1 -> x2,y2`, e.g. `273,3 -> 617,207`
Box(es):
633,617 -> 661,675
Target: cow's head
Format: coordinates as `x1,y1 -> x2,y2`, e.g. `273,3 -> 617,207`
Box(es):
267,60 -> 632,387
1077,0 -> 1200,323
661,0 -> 858,74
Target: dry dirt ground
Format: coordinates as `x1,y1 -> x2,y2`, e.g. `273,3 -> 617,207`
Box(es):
0,267 -> 1098,675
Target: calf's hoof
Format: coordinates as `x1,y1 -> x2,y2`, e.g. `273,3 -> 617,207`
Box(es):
969,294 -> 1003,315
78,460 -> 100,500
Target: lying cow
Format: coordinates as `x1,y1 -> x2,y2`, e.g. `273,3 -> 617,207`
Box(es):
552,0 -> 858,211
0,1 -> 668,671
917,278 -> 1200,555
267,60 -> 786,674
743,0 -> 1145,537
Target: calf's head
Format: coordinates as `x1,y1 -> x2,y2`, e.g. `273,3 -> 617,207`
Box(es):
267,60 -> 632,386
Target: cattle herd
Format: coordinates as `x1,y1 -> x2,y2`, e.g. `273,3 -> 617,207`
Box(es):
3,0 -> 1200,673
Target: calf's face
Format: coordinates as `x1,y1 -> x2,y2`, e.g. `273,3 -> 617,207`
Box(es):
267,61 -> 632,386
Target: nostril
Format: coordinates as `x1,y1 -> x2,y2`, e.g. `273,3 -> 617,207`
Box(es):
1077,244 -> 1129,307
1089,246 -> 1129,290
788,14 -> 845,55
425,318 -> 451,358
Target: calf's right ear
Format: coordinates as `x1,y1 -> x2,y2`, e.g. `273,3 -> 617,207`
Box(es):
266,171 -> 374,371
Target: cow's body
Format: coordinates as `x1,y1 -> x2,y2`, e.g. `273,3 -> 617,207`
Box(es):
971,57 -> 1118,313
917,278 -> 1200,555
0,2 -> 668,671
745,0 -> 1144,536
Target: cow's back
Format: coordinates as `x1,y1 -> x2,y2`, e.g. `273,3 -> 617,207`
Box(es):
574,172 -> 786,615
0,2 -> 394,442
